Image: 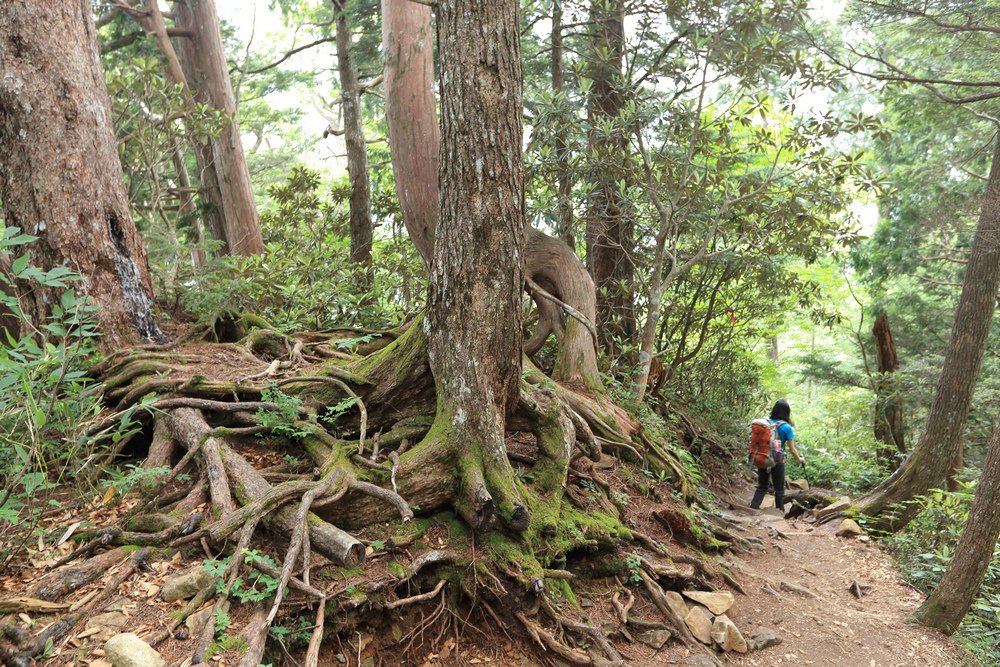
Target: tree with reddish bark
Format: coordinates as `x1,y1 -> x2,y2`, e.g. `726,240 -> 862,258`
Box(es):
171,0 -> 264,256
0,0 -> 159,349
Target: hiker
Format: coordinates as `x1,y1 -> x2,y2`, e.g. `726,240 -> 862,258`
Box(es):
750,398 -> 805,512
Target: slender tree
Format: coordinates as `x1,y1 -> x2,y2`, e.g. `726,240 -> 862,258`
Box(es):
332,0 -> 374,277
551,0 -> 575,249
585,0 -> 635,353
859,135 -> 1000,530
872,313 -> 906,465
0,0 -> 159,349
172,0 -> 264,255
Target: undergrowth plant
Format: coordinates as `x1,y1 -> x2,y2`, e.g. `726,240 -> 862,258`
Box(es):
177,167 -> 426,332
0,226 -> 111,564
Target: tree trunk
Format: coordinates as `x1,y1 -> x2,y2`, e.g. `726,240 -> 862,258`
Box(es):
381,0 -> 600,388
382,0 -> 439,264
429,0 -> 527,531
585,0 -> 634,352
0,0 -> 159,349
914,414 -> 1000,634
860,136 -> 1000,531
872,313 -> 905,466
551,0 -> 574,250
171,0 -> 263,256
333,0 -> 373,278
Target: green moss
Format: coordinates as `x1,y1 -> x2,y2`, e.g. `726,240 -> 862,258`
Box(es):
206,634 -> 248,660
387,561 -> 407,579
482,532 -> 544,581
546,577 -> 578,607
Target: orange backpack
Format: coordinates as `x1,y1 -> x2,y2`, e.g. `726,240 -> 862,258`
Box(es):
748,418 -> 785,469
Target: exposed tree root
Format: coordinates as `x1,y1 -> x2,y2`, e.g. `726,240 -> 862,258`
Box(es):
0,319 -> 755,666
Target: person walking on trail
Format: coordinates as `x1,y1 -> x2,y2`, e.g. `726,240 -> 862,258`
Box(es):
750,399 -> 805,512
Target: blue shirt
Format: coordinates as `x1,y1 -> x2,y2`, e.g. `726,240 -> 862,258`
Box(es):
771,420 -> 794,446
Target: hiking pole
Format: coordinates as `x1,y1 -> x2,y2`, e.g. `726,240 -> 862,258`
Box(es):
801,457 -> 810,486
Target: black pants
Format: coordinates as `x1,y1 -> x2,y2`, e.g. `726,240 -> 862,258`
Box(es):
750,463 -> 785,511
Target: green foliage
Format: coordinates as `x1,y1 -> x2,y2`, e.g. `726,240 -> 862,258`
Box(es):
885,486 -> 1000,664
624,551 -> 643,585
0,227 -> 130,561
204,549 -> 282,604
255,384 -> 308,440
178,167 -> 424,331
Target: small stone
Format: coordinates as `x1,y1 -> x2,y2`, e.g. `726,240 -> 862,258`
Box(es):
684,605 -> 714,644
682,590 -> 735,616
683,655 -> 717,667
710,614 -> 748,653
747,626 -> 782,650
835,519 -> 864,538
664,591 -> 688,620
160,567 -> 215,603
103,598 -> 128,613
580,598 -> 594,608
816,498 -> 852,521
787,478 -> 809,490
85,611 -> 127,634
634,628 -> 671,649
104,633 -> 164,667
335,655 -> 347,664
184,606 -> 214,637
771,607 -> 784,625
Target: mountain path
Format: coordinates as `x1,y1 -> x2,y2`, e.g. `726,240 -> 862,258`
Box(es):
715,490 -> 976,667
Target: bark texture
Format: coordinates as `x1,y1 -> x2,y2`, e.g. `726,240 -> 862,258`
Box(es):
914,415 -> 1000,634
382,0 -> 439,263
172,0 -> 263,256
860,136 -> 1000,530
333,0 -> 373,275
429,0 -> 527,531
585,0 -> 634,352
380,0 -> 600,387
872,313 -> 905,464
0,0 -> 159,349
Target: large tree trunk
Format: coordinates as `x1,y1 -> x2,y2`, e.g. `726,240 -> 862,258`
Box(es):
381,0 -> 600,388
585,0 -> 634,352
859,136 -> 1000,531
171,0 -> 263,256
428,0 -> 527,531
0,0 -> 159,349
913,414 -> 1000,634
872,313 -> 905,466
333,0 -> 373,278
382,0 -> 439,264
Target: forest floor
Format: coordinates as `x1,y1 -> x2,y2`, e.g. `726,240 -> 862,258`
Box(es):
0,457 -> 978,667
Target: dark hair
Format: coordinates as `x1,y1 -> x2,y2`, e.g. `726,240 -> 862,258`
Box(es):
770,399 -> 791,423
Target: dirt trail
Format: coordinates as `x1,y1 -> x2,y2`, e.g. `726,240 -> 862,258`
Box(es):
717,489 -> 976,667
